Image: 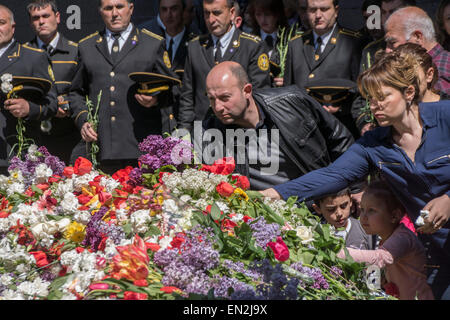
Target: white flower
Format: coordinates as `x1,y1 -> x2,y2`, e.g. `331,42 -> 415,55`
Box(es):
1,73 -> 12,83
100,176 -> 120,193
130,209 -> 151,234
34,163 -> 53,183
26,145 -> 39,161
162,199 -> 179,214
1,82 -> 12,94
0,274 -> 13,286
159,235 -> 173,250
60,193 -> 79,215
73,210 -> 91,225
296,226 -> 314,244
6,182 -> 25,196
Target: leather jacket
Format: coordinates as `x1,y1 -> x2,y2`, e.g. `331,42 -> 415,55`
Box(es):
203,85 -> 355,177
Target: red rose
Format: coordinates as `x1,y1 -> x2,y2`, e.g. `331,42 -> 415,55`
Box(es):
123,291 -> 148,300
267,236 -> 290,262
243,215 -> 253,223
221,219 -> 238,231
63,166 -> 74,178
232,175 -> 250,190
216,181 -> 235,197
112,166 -> 133,183
201,157 -> 235,175
74,157 -> 93,176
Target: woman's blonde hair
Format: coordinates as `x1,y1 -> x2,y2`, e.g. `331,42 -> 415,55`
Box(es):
357,50 -> 422,104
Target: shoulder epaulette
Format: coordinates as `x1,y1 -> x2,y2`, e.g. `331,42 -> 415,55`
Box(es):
22,44 -> 44,53
190,36 -> 200,42
363,37 -> 385,51
339,28 -> 360,38
68,40 -> 78,47
141,28 -> 164,41
290,33 -> 304,42
240,32 -> 261,43
79,31 -> 99,43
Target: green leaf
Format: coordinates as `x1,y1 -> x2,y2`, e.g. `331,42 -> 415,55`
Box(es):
47,289 -> 63,300
49,275 -> 71,291
145,225 -> 161,237
31,185 -> 43,196
298,250 -> 315,265
210,202 -> 222,221
122,223 -> 133,238
246,190 -> 264,200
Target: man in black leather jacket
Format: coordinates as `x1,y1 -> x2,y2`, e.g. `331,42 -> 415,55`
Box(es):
200,61 -> 354,190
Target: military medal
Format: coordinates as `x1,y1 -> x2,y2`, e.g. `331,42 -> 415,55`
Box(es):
113,46 -> 119,53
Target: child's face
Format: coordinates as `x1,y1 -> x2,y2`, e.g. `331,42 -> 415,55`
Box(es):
360,193 -> 397,238
314,194 -> 351,229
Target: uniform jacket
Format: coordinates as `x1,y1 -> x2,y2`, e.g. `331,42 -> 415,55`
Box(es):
26,35 -> 81,164
70,26 -> 176,161
178,28 -> 271,131
203,85 -> 354,178
0,40 -> 58,166
284,25 -> 363,89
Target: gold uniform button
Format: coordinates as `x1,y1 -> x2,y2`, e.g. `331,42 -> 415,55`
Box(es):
110,86 -> 115,92
110,101 -> 115,107
169,114 -> 174,120
110,71 -> 115,77
309,73 -> 315,79
111,116 -> 116,122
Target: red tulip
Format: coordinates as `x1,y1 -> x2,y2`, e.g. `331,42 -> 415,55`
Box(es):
267,236 -> 290,262
74,157 -> 93,176
216,181 -> 235,197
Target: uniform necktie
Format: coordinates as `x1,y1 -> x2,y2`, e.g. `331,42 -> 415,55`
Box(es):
315,36 -> 323,55
111,33 -> 121,63
167,38 -> 174,63
214,40 -> 222,64
265,35 -> 274,50
42,44 -> 53,55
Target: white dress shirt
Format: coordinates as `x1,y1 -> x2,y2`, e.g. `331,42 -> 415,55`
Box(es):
313,23 -> 337,53
37,32 -> 60,51
0,38 -> 15,58
212,25 -> 236,57
106,23 -> 133,54
165,27 -> 186,61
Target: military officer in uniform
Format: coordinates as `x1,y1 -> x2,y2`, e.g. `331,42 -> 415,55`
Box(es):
177,0 -> 271,132
70,0 -> 176,174
25,0 -> 82,165
0,5 -> 58,174
283,0 -> 363,137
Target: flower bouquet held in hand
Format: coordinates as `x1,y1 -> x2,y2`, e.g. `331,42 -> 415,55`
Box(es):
85,91 -> 102,169
1,73 -> 34,159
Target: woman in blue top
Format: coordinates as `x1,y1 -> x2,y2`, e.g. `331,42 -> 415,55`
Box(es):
260,50 -> 450,299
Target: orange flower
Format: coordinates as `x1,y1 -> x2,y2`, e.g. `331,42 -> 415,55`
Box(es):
110,235 -> 150,282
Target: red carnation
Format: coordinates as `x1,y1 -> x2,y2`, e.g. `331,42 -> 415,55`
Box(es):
123,291 -> 148,300
232,175 -> 250,190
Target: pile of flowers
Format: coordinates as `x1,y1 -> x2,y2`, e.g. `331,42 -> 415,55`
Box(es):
0,136 -> 393,300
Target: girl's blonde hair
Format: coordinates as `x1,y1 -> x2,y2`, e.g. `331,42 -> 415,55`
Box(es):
357,50 -> 422,104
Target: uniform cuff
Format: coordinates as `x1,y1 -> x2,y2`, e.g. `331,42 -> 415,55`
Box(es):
74,110 -> 88,130
26,102 -> 42,121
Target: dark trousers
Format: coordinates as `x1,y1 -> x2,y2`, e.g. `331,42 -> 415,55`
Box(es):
98,159 -> 138,175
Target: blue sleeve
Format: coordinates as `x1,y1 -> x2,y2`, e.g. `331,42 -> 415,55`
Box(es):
273,141 -> 371,201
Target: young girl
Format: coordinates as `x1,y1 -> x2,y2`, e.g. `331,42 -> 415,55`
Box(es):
337,180 -> 434,300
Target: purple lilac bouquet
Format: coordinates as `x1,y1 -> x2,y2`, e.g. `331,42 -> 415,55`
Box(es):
8,145 -> 65,186
138,135 -> 193,173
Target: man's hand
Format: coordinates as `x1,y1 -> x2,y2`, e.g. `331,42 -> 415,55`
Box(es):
55,107 -> 70,118
323,105 -> 340,114
273,77 -> 284,87
135,94 -> 158,108
4,98 -> 30,118
81,122 -> 97,142
417,194 -> 450,234
259,188 -> 282,200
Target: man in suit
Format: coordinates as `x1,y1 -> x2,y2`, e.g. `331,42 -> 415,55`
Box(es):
70,0 -> 176,174
283,0 -> 363,137
0,5 -> 58,173
177,0 -> 271,132
25,0 -> 82,165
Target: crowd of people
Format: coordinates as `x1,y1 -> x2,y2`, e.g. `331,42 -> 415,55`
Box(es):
0,0 -> 449,300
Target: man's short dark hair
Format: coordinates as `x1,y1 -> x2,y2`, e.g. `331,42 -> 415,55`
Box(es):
159,0 -> 186,9
26,0 -> 58,16
307,0 -> 339,8
313,188 -> 350,206
204,0 -> 235,9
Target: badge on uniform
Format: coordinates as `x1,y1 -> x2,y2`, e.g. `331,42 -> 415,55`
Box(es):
258,53 -> 269,72
330,37 -> 337,44
305,78 -> 357,106
163,51 -> 172,69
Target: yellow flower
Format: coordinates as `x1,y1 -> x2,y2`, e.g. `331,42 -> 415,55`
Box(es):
233,188 -> 249,201
64,221 -> 86,243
